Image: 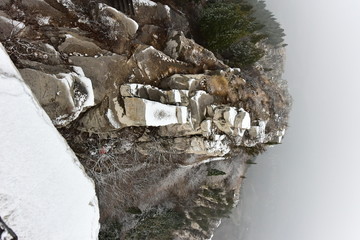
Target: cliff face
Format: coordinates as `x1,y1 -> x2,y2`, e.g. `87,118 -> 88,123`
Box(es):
0,0 -> 291,239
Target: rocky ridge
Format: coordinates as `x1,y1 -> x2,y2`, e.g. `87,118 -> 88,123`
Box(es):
0,0 -> 291,239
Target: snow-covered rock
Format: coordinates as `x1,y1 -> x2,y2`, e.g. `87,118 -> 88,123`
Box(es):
189,90 -> 214,126
88,2 -> 139,54
269,129 -> 286,144
212,106 -> 251,138
122,97 -> 188,126
187,135 -> 230,157
69,54 -> 129,103
245,120 -> 268,146
19,66 -> 95,127
77,78 -> 261,155
97,3 -> 138,38
0,44 -> 100,239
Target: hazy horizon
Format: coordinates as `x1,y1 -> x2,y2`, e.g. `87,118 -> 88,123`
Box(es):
214,0 -> 360,239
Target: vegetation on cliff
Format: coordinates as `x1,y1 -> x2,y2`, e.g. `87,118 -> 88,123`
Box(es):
197,0 -> 286,68
199,1 -> 266,67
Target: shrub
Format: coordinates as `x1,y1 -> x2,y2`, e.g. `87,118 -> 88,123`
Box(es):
125,209 -> 187,240
206,75 -> 229,96
126,207 -> 142,215
223,40 -> 265,66
99,220 -> 122,240
207,168 -> 226,176
242,143 -> 267,157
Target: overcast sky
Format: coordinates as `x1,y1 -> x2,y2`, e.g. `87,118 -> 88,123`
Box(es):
214,0 -> 360,239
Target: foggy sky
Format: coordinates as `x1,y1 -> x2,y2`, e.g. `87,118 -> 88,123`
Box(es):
214,0 -> 360,239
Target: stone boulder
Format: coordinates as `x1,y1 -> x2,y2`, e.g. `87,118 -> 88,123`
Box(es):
122,97 -> 188,126
164,31 -> 227,70
16,59 -> 69,75
69,54 -> 129,104
133,0 -> 189,34
268,129 -> 286,144
19,0 -> 68,26
92,3 -> 138,54
244,120 -> 268,147
172,135 -> 230,157
0,0 -> 11,8
0,12 -> 26,41
130,45 -> 195,84
58,33 -> 108,57
137,24 -> 168,50
160,73 -> 208,92
19,66 -> 94,127
189,90 -> 214,127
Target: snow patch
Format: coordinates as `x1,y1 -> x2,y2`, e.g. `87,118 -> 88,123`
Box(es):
0,46 -> 22,79
224,107 -> 237,126
133,0 -> 157,6
106,108 -> 122,129
37,16 -> 50,25
144,99 -> 180,126
0,43 -> 100,240
165,5 -> 171,17
57,0 -> 76,9
73,66 -> 95,108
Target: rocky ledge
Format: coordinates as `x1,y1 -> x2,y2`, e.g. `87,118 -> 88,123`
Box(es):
0,0 -> 291,239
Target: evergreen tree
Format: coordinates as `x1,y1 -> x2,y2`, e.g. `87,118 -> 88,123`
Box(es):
200,1 -> 265,67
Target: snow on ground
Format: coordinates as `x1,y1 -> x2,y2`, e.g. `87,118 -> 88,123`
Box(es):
73,66 -> 95,108
0,44 -> 100,239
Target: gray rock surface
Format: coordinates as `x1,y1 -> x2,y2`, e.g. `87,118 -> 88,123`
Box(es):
0,13 -> 25,41
165,31 -> 227,70
0,0 -> 11,8
133,0 -> 189,34
20,66 -> 95,126
58,33 -> 108,57
69,54 -> 128,103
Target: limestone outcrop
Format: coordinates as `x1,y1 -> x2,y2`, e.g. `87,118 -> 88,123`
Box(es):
78,75 -> 281,156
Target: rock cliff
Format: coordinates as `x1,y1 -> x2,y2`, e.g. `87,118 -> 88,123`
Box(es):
0,0 -> 291,239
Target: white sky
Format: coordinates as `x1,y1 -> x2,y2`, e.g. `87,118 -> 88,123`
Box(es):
214,0 -> 360,239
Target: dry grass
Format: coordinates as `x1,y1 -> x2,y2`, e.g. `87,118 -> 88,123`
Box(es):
206,75 -> 229,97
